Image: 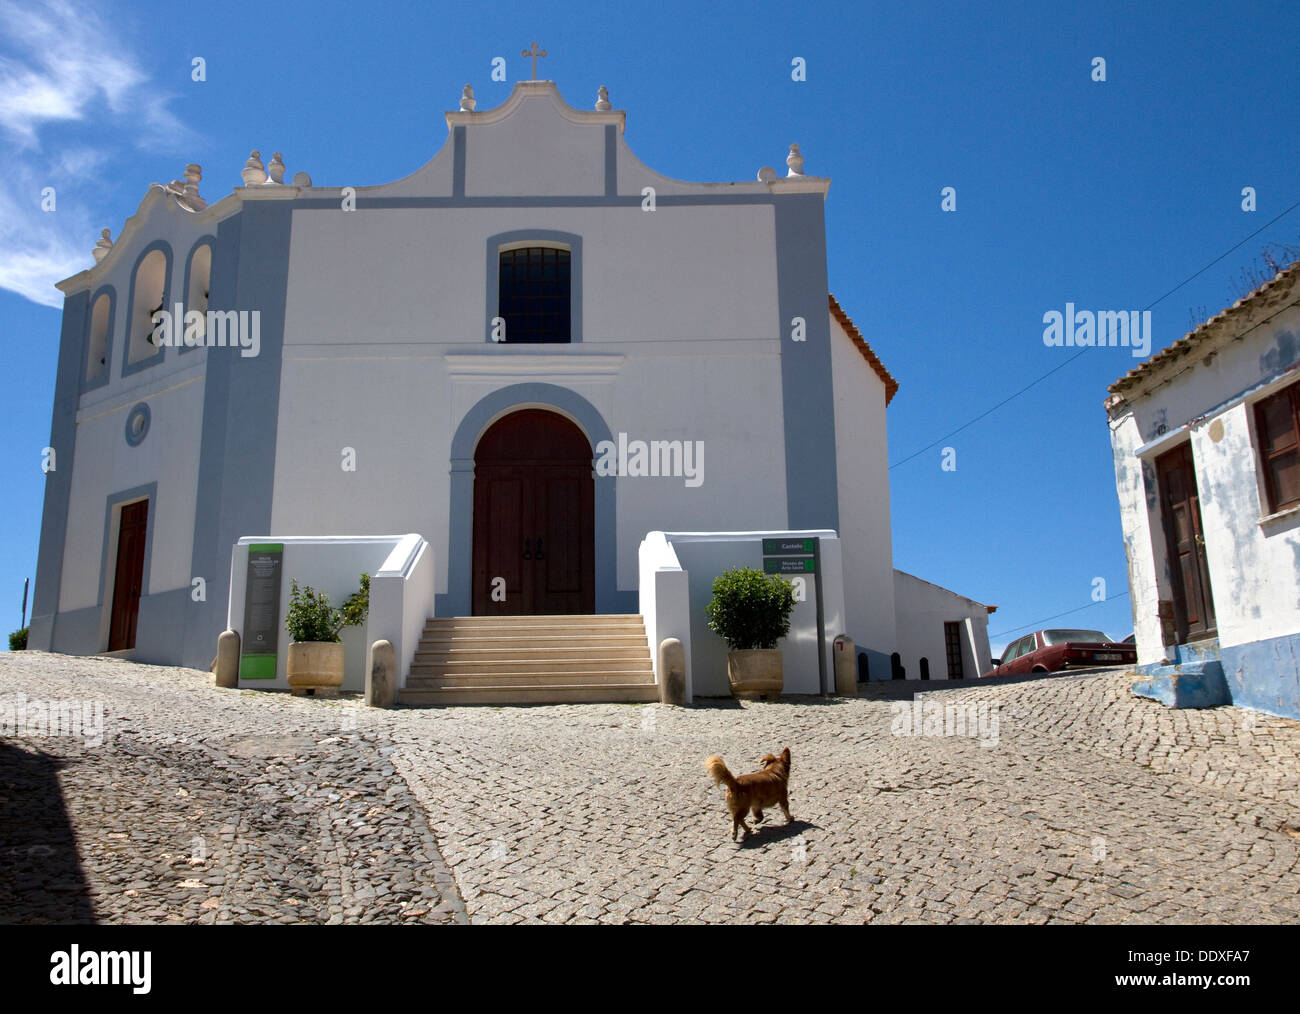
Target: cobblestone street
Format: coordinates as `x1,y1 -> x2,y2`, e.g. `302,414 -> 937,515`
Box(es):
2,652 -> 1297,924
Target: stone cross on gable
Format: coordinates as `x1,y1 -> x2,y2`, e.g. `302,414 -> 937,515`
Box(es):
522,41 -> 547,80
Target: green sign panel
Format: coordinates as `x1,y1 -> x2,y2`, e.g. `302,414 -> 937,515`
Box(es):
763,538 -> 815,555
764,556 -> 817,574
240,543 -> 284,680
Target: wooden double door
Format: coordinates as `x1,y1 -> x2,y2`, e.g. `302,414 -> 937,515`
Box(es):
471,410 -> 595,615
1155,443 -> 1216,641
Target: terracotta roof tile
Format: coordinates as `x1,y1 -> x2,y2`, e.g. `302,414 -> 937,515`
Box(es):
1108,261 -> 1300,398
829,294 -> 899,405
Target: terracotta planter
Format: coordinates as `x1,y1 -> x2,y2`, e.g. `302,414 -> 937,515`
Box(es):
286,641 -> 345,697
727,649 -> 783,699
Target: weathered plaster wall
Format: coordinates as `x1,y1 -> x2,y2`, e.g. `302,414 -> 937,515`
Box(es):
1109,297 -> 1300,715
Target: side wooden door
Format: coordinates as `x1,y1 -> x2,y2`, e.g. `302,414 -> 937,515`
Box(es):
108,500 -> 148,650
1156,443 -> 1216,641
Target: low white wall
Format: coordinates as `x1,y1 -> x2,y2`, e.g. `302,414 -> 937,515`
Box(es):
893,570 -> 992,680
369,534 -> 436,691
653,530 -> 845,698
227,535 -> 410,691
638,532 -> 693,700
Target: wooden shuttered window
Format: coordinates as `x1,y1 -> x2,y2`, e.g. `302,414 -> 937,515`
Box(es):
1255,381 -> 1300,513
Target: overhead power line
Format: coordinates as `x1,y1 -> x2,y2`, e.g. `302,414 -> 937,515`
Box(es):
990,589 -> 1130,642
888,198 -> 1300,469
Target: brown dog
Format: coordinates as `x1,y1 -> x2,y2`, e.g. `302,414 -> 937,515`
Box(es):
705,747 -> 793,840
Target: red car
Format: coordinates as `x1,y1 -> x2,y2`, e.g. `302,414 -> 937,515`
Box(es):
984,628 -> 1136,677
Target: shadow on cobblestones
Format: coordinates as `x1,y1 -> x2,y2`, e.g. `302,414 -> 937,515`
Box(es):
737,819 -> 819,849
0,740 -> 94,923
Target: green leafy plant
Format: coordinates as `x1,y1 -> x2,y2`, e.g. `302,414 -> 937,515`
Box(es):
704,567 -> 796,651
9,627 -> 28,651
286,581 -> 342,643
285,574 -> 370,643
339,572 -> 370,630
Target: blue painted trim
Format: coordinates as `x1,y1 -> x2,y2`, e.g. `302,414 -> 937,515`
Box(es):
30,288 -> 89,650
439,383 -> 619,616
484,229 -> 582,343
185,211 -> 242,668
774,194 -> 839,529
183,202 -> 291,670
604,125 -> 616,197
121,239 -> 173,377
452,126 -> 466,197
80,285 -> 116,392
124,402 -> 151,447
178,235 -> 216,356
98,482 -> 158,649
1220,630 -> 1300,719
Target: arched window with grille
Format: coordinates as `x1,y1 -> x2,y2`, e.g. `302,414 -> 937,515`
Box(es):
497,244 -> 571,343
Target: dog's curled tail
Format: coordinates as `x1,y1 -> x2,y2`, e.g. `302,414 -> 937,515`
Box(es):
705,755 -> 738,792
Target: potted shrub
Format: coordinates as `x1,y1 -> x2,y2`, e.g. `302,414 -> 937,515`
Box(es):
704,567 -> 796,699
284,575 -> 369,697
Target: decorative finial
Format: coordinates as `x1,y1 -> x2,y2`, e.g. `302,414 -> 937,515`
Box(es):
460,83 -> 476,112
241,150 -> 266,186
786,143 -> 805,177
291,170 -> 312,187
757,166 -> 777,183
92,228 -> 113,263
522,41 -> 547,80
268,152 -> 286,184
595,85 -> 611,111
180,163 -> 206,211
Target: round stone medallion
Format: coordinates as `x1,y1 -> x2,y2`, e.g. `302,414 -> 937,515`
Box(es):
125,402 -> 151,447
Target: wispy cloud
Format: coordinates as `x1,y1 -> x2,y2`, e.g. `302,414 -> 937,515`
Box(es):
0,0 -> 193,307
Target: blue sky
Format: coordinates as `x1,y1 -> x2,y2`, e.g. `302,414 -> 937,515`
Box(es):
2,0 -> 1298,657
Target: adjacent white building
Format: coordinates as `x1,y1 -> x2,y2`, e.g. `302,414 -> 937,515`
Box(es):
1107,262 -> 1300,718
29,79 -> 990,695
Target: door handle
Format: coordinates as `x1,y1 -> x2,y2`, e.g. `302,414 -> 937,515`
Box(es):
523,537 -> 532,560
534,536 -> 544,560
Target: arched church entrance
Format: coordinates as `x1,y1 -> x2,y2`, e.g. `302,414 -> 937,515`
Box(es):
471,408 -> 595,615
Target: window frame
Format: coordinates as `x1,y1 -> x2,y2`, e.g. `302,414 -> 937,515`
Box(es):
484,230 -> 582,344
496,244 -> 572,344
1253,380 -> 1300,514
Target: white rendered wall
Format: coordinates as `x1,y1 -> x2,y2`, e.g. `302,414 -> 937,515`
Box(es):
275,195 -> 790,599
830,311 -> 896,661
893,570 -> 992,680
59,374 -> 205,616
281,205 -> 779,344
53,185 -> 236,628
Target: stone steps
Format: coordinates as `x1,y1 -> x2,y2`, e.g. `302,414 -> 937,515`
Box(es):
1131,659 -> 1229,709
398,614 -> 658,706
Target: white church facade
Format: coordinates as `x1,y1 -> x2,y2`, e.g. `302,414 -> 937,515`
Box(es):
30,78 -> 991,698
